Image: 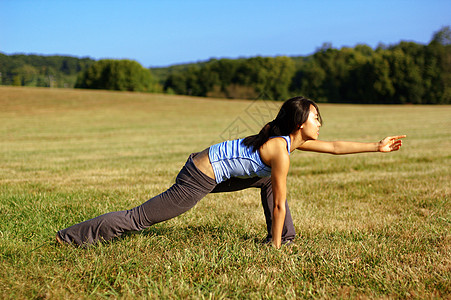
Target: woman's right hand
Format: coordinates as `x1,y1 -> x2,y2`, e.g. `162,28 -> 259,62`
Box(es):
378,135 -> 406,152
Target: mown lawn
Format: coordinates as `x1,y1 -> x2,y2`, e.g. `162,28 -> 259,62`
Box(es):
0,86 -> 450,299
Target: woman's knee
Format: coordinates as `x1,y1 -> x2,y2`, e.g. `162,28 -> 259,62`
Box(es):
259,177 -> 272,191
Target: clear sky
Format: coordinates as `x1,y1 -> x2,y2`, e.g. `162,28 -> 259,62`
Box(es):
1,0 -> 449,67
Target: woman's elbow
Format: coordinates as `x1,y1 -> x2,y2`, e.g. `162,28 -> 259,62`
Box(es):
273,202 -> 286,214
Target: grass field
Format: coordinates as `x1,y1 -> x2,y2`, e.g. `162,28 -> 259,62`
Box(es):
0,86 -> 450,299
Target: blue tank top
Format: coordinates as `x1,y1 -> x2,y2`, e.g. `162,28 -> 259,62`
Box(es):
208,136 -> 291,183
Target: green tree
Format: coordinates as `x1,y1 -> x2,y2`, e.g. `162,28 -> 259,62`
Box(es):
430,26 -> 451,46
197,60 -> 226,97
427,26 -> 451,103
75,59 -> 160,92
163,65 -> 202,96
383,48 -> 424,104
11,65 -> 39,86
344,53 -> 395,104
290,60 -> 327,101
164,72 -> 188,95
233,56 -> 295,100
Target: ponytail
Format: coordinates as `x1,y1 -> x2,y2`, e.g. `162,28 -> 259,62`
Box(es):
242,122 -> 273,152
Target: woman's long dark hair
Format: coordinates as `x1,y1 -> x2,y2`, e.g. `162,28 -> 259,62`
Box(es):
242,96 -> 322,152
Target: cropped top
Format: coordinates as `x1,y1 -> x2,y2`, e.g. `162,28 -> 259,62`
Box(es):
208,135 -> 291,183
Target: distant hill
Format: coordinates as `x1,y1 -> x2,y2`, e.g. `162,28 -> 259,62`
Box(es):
0,52 -> 95,88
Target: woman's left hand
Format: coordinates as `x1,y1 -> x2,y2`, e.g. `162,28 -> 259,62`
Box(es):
378,135 -> 406,152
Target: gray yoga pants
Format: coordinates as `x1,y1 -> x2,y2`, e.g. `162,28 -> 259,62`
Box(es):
57,153 -> 296,246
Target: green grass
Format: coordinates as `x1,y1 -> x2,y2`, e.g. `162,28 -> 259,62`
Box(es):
1,86 -> 450,299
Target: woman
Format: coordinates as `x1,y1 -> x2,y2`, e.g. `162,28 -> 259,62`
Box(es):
56,96 -> 405,248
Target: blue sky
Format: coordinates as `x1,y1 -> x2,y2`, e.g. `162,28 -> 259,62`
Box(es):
1,0 -> 449,67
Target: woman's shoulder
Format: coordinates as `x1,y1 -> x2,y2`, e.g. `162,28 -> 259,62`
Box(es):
266,137 -> 290,152
259,137 -> 290,166
268,136 -> 291,153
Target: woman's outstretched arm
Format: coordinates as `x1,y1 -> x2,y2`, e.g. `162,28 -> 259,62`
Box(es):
297,135 -> 406,154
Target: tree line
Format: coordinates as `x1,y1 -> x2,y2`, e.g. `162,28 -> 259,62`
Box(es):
162,27 -> 450,104
1,26 -> 449,104
0,53 -> 95,88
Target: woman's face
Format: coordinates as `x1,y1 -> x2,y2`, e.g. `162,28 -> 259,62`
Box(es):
300,105 -> 321,140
